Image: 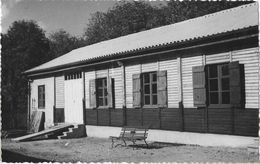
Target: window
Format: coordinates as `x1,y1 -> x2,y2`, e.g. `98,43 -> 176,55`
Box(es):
38,85 -> 45,108
96,78 -> 108,107
192,61 -> 243,108
143,72 -> 158,106
89,77 -> 114,108
208,64 -> 230,105
133,71 -> 167,108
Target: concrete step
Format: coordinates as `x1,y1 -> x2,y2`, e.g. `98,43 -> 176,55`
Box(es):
58,124 -> 86,139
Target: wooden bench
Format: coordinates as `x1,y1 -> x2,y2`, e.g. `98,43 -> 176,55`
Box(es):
110,127 -> 149,148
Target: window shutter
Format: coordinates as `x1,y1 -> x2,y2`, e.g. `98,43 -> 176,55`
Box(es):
157,71 -> 167,108
107,77 -> 114,108
89,79 -> 97,108
133,73 -> 141,108
229,61 -> 242,107
192,65 -> 207,107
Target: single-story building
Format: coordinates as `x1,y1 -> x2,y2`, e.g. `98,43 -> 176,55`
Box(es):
25,3 -> 259,141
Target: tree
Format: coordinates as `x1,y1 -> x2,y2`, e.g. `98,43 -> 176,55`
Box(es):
1,20 -> 50,129
163,0 -> 252,24
83,1 -> 251,45
48,29 -> 86,58
83,1 -> 165,45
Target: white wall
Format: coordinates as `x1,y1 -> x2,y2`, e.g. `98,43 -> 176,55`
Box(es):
30,77 -> 54,128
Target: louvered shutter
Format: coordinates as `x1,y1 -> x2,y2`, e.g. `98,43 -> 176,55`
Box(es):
229,61 -> 242,107
89,79 -> 97,108
192,65 -> 207,107
157,71 -> 167,108
107,77 -> 114,108
133,73 -> 141,108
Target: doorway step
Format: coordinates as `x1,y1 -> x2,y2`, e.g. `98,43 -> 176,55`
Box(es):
58,124 -> 86,139
12,124 -> 74,142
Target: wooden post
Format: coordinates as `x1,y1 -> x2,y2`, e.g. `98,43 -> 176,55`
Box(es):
121,63 -> 126,108
53,105 -> 56,124
83,71 -> 86,125
82,99 -> 86,125
53,77 -> 56,126
123,107 -> 127,126
27,80 -> 32,131
96,109 -> 99,126
179,101 -> 184,132
231,107 -> 235,135
205,106 -> 208,133
141,108 -> 144,126
109,108 -> 111,126
159,108 -> 162,129
177,57 -> 183,105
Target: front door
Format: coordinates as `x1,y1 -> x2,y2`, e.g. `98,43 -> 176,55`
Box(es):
64,76 -> 83,124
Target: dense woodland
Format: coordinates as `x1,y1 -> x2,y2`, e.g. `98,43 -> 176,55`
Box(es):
1,1 -> 252,129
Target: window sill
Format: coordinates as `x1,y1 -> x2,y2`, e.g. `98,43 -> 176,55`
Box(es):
142,105 -> 159,109
96,106 -> 110,109
38,107 -> 45,109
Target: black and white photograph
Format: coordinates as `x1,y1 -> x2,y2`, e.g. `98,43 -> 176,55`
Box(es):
1,0 -> 259,162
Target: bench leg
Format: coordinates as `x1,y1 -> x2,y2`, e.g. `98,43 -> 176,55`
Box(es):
144,139 -> 148,148
111,138 -> 114,148
122,139 -> 127,147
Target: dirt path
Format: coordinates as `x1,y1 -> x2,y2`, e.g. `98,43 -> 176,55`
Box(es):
2,137 -> 258,163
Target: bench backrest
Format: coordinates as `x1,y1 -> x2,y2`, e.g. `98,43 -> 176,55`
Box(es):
135,127 -> 148,138
119,127 -> 148,138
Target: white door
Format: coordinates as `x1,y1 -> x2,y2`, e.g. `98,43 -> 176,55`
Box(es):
64,78 -> 83,124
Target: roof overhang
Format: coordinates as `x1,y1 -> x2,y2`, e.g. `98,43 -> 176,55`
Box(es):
25,26 -> 258,78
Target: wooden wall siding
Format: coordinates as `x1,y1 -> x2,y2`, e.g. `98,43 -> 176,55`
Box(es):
142,109 -> 160,129
84,71 -> 95,108
95,69 -> 108,78
110,109 -> 124,126
159,58 -> 179,108
160,109 -> 181,130
141,61 -> 158,72
205,52 -> 230,64
55,76 -> 64,108
181,55 -> 203,108
84,107 -> 258,136
208,108 -> 233,134
97,109 -> 110,126
183,108 -> 206,132
125,64 -> 141,108
126,109 -> 142,126
53,108 -> 64,123
232,47 -> 259,109
85,109 -> 97,125
234,109 -> 258,136
109,67 -> 123,108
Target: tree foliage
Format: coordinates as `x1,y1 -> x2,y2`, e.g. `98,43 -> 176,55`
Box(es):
163,1 -> 252,24
1,20 -> 50,128
83,1 -> 251,45
48,29 -> 86,59
83,1 -> 165,45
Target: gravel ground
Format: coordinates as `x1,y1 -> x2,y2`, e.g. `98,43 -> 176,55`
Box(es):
1,137 -> 259,163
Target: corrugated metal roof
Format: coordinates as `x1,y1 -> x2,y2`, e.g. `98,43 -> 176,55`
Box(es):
26,3 -> 258,74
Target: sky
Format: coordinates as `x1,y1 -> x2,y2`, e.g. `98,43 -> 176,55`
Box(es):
1,0 -> 166,37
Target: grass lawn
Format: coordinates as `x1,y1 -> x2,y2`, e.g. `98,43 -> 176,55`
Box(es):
1,137 -> 258,163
